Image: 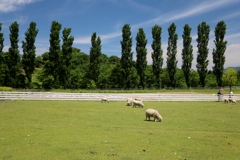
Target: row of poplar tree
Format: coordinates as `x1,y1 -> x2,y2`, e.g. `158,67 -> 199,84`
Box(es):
0,20 -> 230,89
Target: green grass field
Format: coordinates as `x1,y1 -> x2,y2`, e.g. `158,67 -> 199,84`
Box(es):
0,100 -> 239,160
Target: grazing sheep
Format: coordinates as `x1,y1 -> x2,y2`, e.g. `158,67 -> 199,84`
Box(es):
101,98 -> 109,103
135,98 -> 142,102
232,99 -> 237,105
224,98 -> 229,103
146,109 -> 162,122
126,98 -> 133,106
133,100 -> 144,108
228,98 -> 233,103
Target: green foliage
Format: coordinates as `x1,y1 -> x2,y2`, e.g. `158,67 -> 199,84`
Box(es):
161,68 -> 170,88
69,69 -> 85,89
0,24 -> 4,85
206,71 -> 217,87
145,65 -> 155,89
196,22 -> 210,88
34,56 -> 44,68
86,79 -> 97,89
109,63 -> 122,89
0,86 -> 12,91
69,49 -> 89,89
22,22 -> 39,88
59,28 -> 74,88
120,24 -> 133,89
44,21 -> 62,88
222,68 -> 237,89
182,24 -> 193,88
1,101 -> 240,159
108,55 -> 120,64
88,32 -> 102,87
166,23 -> 178,88
129,66 -> 140,89
237,70 -> 240,86
136,28 -> 148,89
7,21 -> 21,87
0,22 -> 237,90
189,69 -> 199,87
212,21 -> 227,87
42,75 -> 54,89
98,55 -> 112,89
151,24 -> 163,89
0,23 -> 4,64
175,69 -> 187,88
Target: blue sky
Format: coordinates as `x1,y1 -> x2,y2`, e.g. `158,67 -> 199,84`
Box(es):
0,0 -> 240,69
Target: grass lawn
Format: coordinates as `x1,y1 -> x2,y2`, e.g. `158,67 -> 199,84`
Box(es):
0,100 -> 240,159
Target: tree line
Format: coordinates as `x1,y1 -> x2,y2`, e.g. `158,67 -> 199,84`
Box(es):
0,21 -> 239,90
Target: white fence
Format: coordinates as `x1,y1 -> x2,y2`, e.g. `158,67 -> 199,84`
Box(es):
0,92 -> 239,101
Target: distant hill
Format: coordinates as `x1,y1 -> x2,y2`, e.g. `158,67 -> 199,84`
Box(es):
225,66 -> 240,71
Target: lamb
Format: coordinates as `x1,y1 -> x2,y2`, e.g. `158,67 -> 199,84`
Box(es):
232,99 -> 237,105
224,98 -> 229,103
126,98 -> 133,106
101,98 -> 109,103
132,100 -> 144,108
146,109 -> 162,122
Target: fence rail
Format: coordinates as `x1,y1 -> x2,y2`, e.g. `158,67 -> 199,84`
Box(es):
1,92 -> 239,101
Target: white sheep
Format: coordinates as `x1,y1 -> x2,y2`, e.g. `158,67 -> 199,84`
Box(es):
228,98 -> 233,103
135,98 -> 142,102
224,98 -> 229,103
232,99 -> 237,105
126,98 -> 133,106
101,98 -> 109,103
146,109 -> 162,122
132,100 -> 144,108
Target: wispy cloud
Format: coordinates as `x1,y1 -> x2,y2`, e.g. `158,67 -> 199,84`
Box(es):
226,32 -> 240,40
74,36 -> 91,45
74,0 -> 238,45
133,0 -> 238,29
220,11 -> 240,20
75,32 -> 121,45
126,0 -> 160,14
0,0 -> 40,13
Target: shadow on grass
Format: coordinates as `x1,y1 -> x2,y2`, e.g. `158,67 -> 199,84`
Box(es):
144,120 -> 162,122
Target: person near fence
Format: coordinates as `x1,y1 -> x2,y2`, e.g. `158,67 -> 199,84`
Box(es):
229,90 -> 233,98
217,89 -> 222,102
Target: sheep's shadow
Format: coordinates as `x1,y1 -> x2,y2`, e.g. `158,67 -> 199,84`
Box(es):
144,119 -> 161,122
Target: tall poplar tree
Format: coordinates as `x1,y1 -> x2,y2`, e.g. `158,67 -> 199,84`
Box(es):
0,23 -> 4,86
166,23 -> 178,88
0,23 -> 3,65
151,24 -> 163,89
45,21 -> 61,88
22,22 -> 39,88
59,28 -> 74,88
182,24 -> 193,89
212,21 -> 227,87
136,28 -> 147,89
196,22 -> 210,88
120,24 -> 133,89
89,32 -> 102,87
8,21 -> 20,87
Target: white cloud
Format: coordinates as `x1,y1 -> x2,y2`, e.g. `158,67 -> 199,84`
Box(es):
74,32 -> 122,45
74,36 -> 91,45
225,44 -> 240,67
0,0 -> 40,13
